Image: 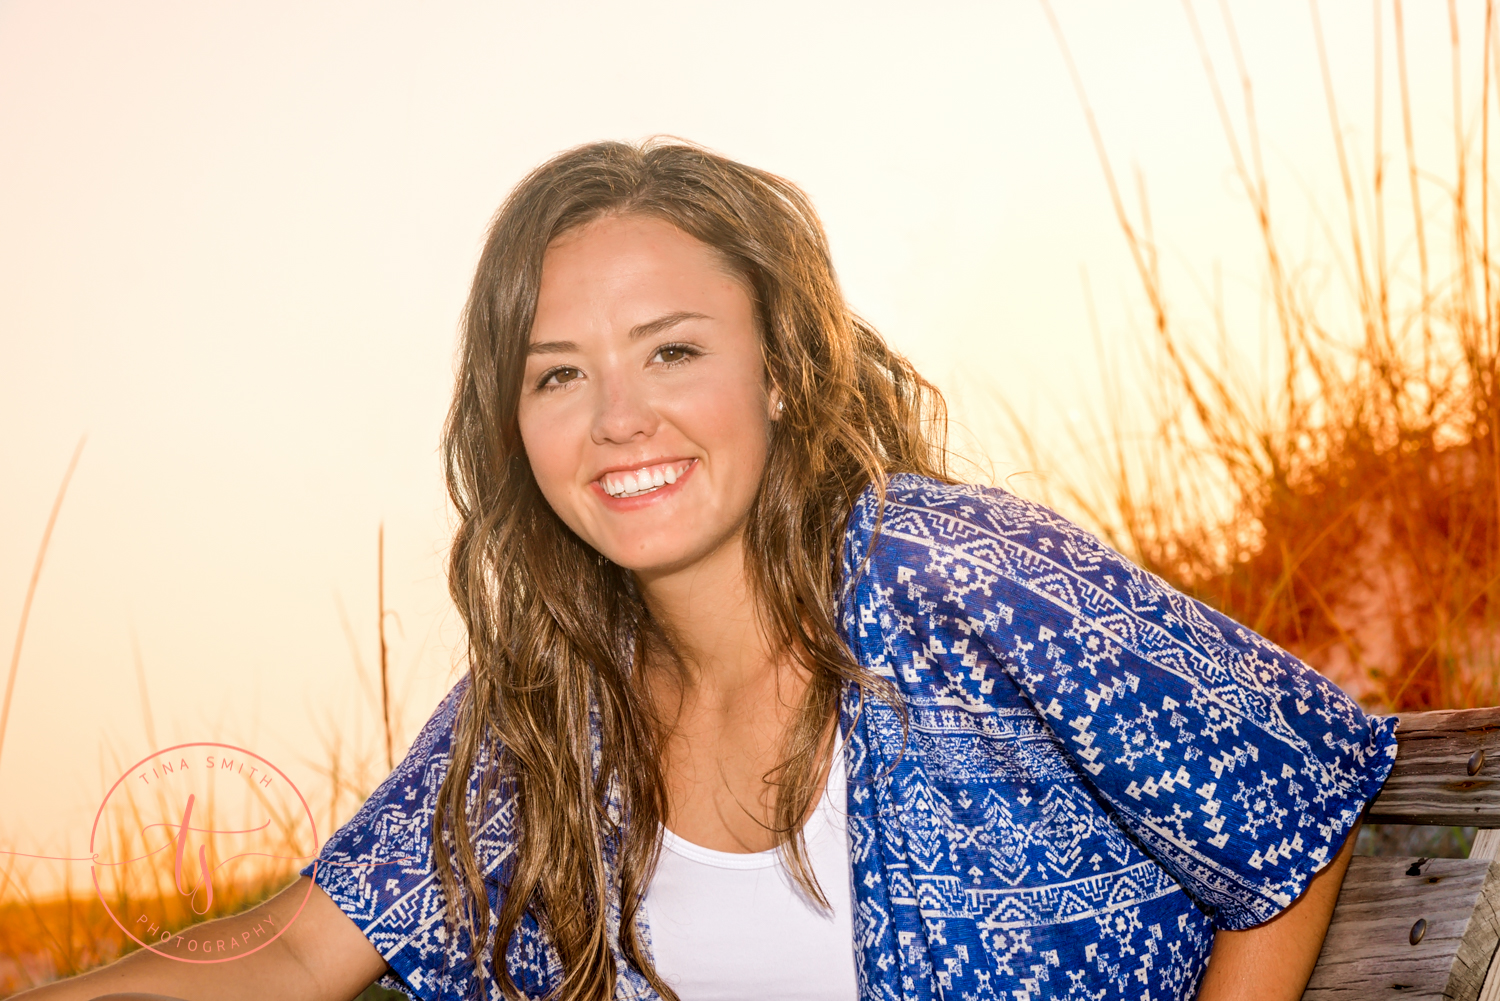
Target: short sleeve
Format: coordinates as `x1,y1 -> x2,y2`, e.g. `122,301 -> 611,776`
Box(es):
302,676 -> 560,999
845,476 -> 1397,930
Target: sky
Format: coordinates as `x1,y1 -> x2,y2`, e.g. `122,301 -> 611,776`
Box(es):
0,0 -> 1479,893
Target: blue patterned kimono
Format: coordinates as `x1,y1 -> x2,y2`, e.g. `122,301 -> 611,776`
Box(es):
306,474 -> 1397,1001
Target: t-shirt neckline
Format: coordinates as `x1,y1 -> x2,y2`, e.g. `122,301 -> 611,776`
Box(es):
658,730 -> 846,871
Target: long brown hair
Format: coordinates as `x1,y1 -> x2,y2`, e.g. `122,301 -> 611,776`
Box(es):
436,138 -> 948,1000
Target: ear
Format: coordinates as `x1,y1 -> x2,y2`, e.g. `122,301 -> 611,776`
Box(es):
767,386 -> 784,421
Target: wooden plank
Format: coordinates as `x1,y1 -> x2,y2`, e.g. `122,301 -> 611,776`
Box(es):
1304,855 -> 1500,1001
1366,708 -> 1500,827
1483,942 -> 1500,1001
1476,833 -> 1500,1001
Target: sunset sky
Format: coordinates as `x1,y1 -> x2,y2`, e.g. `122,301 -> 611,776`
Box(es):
0,1 -> 1478,892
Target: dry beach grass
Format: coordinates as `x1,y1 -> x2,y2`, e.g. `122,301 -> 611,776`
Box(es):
1027,0 -> 1500,715
0,503 -> 405,995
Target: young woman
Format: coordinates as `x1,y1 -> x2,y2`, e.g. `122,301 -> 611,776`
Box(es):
29,139 -> 1395,1001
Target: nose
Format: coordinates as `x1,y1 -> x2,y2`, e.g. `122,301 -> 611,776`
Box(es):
590,371 -> 659,445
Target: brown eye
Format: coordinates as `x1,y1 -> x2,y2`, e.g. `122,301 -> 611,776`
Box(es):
654,344 -> 696,365
539,366 -> 581,388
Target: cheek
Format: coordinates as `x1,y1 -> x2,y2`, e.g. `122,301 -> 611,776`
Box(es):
518,404 -> 585,510
665,376 -> 770,475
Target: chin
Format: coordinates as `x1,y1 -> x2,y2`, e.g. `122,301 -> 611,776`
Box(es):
608,549 -> 697,575
601,534 -> 717,576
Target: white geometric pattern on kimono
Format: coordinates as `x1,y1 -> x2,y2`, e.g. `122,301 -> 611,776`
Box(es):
305,474 -> 1397,1000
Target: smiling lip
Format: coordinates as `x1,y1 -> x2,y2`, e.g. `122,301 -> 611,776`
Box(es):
593,458 -> 697,503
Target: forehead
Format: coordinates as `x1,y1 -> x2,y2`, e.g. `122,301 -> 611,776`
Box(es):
531,215 -> 750,333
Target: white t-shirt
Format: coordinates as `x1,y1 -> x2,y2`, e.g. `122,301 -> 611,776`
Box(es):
641,739 -> 858,1001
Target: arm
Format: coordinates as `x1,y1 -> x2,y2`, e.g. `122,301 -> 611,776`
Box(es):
13,877 -> 387,1001
1195,822 -> 1357,1001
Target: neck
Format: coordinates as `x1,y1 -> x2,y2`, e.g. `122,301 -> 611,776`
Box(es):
633,531 -> 779,703
633,530 -> 827,851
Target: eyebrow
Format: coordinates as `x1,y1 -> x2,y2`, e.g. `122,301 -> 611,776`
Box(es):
526,311 -> 712,356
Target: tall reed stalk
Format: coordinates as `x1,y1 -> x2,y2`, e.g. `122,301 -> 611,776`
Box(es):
0,437 -> 85,772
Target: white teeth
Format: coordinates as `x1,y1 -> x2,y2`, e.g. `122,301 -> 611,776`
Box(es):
600,460 -> 690,498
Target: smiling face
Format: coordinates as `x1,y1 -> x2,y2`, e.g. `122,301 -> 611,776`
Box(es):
518,213 -> 777,577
